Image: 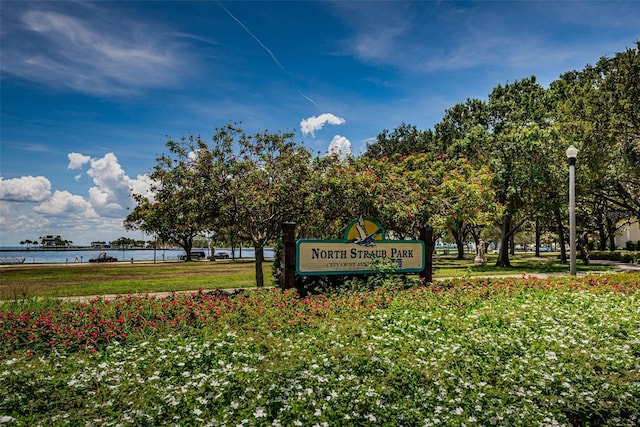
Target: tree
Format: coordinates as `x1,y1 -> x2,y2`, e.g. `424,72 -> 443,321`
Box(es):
364,154 -> 435,240
301,154 -> 368,239
435,98 -> 488,160
210,126 -> 313,287
110,237 -> 136,248
437,159 -> 501,259
550,45 -> 639,254
125,135 -> 222,261
364,123 -> 434,159
355,153 -> 500,252
485,77 -> 553,267
599,42 -> 640,213
434,78 -> 553,267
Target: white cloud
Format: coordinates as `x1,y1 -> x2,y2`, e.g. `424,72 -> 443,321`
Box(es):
326,135 -> 352,157
0,176 -> 52,202
300,113 -> 346,137
67,152 -> 91,169
34,190 -> 98,217
83,153 -> 150,217
129,174 -> 155,199
0,152 -> 153,246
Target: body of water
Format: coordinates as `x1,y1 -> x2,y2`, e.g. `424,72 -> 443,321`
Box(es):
0,247 -> 274,264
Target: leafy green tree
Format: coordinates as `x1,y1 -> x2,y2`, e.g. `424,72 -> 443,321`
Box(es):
364,154 -> 434,239
437,159 -> 501,259
435,78 -> 553,266
357,153 -> 499,251
213,127 -> 313,287
125,135 -> 221,261
596,43 -> 640,214
364,123 -> 434,159
435,98 -> 488,159
301,154 -> 367,239
110,237 -> 136,248
550,44 -> 639,254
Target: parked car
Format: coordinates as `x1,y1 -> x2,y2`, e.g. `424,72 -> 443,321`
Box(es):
212,252 -> 230,260
179,251 -> 207,261
89,252 -> 117,262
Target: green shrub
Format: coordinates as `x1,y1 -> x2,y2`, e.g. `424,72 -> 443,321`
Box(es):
590,250 -> 639,263
624,240 -> 640,251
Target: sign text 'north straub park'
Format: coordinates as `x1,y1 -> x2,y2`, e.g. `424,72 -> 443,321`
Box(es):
296,217 -> 425,275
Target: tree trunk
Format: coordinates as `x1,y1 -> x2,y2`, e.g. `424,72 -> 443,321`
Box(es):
230,230 -> 236,261
606,216 -> 616,251
553,207 -> 567,263
183,240 -> 193,261
509,233 -> 515,256
535,219 -> 541,257
597,213 -> 607,251
254,245 -> 265,287
495,215 -> 512,267
453,229 -> 465,260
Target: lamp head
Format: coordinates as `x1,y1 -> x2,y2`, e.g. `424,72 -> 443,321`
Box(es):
566,145 -> 579,159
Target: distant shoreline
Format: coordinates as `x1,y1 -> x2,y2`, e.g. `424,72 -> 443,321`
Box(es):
0,247 -> 176,252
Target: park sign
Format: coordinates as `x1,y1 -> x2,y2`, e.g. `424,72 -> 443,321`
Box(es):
296,217 -> 425,276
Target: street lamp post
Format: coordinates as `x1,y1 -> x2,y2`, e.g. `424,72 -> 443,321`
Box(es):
566,145 -> 579,275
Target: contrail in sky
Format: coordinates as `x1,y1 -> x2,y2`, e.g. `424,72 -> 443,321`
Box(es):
216,1 -> 285,71
298,90 -> 320,110
216,1 -> 320,112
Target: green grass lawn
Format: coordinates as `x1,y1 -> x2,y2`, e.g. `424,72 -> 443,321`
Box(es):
433,252 -> 617,277
0,261 -> 273,300
0,253 -> 619,300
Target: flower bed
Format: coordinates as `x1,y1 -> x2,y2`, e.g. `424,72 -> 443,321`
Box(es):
1,273 -> 639,425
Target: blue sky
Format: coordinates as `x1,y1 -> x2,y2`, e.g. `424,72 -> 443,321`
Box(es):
1,1 -> 639,246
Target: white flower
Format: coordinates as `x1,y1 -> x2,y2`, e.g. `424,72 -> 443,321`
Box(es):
366,414 -> 377,422
193,408 -> 203,416
254,407 -> 267,418
231,401 -> 239,409
0,416 -> 16,424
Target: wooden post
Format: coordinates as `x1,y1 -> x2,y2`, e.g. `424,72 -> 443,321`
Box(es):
420,225 -> 434,283
281,222 -> 296,290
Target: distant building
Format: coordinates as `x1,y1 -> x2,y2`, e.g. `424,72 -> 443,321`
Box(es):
41,234 -> 62,246
91,241 -> 110,249
614,222 -> 640,249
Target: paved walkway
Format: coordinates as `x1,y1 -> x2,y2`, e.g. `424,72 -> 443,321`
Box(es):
589,259 -> 640,272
